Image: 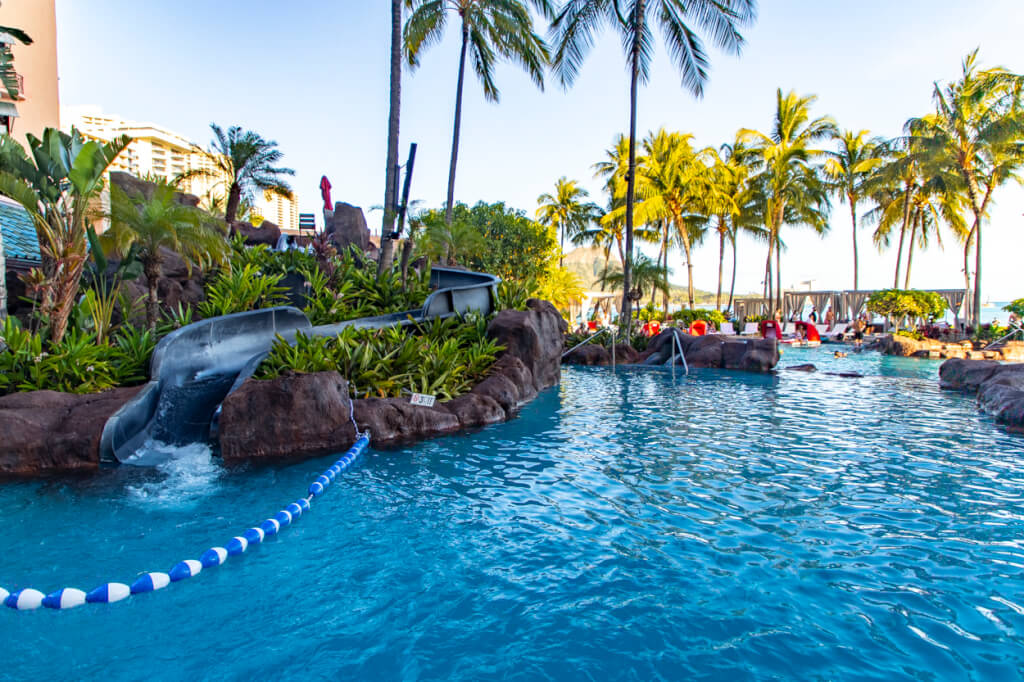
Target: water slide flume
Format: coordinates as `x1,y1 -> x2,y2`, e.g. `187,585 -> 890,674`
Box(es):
100,267 -> 499,465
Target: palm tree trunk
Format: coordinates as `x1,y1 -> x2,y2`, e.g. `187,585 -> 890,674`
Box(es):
849,199 -> 859,291
559,227 -> 565,268
377,0 -> 403,275
621,4 -> 643,332
728,231 -> 737,313
680,231 -> 695,310
225,182 -> 242,224
904,210 -> 919,289
144,258 -> 161,332
716,219 -> 725,311
763,236 -> 773,306
399,235 -> 415,286
444,21 -> 470,226
893,183 -> 913,288
775,234 -> 782,315
661,220 -> 669,319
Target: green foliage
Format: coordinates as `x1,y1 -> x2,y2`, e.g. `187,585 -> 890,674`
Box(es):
671,308 -> 727,328
974,323 -> 1009,343
496,278 -> 539,311
0,318 -> 119,394
1004,299 -> 1024,319
110,325 -> 157,385
255,315 -> 504,401
452,202 -> 558,282
867,289 -> 947,323
894,330 -> 925,342
198,264 -> 287,318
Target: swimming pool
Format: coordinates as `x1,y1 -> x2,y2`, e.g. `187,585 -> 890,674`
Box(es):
2,347 -> 1023,680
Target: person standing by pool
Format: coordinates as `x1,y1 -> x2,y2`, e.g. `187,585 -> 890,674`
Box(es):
825,308 -> 835,331
809,307 -> 818,323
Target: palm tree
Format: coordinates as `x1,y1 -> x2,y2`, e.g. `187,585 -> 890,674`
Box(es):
417,211 -> 487,265
106,181 -> 229,330
902,180 -> 967,288
536,177 -> 600,266
404,0 -> 551,225
906,50 -> 1024,326
595,252 -> 669,317
739,89 -> 836,312
379,0 -> 405,275
824,130 -> 882,291
617,130 -> 708,310
182,124 -> 294,225
551,0 -> 756,329
706,140 -> 762,312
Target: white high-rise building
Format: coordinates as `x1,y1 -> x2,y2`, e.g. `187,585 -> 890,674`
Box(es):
62,107 -> 299,232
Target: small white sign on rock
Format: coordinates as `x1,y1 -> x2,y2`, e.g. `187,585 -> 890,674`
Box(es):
410,393 -> 436,407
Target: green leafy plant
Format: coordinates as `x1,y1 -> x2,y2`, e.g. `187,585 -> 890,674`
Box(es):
671,308 -> 727,329
198,264 -> 287,318
867,289 -> 947,326
111,325 -> 157,385
255,315 -> 503,402
1004,299 -> 1024,319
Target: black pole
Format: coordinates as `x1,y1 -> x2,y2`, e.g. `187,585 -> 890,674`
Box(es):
392,142 -> 417,239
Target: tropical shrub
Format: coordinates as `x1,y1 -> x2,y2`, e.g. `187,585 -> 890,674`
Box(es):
671,308 -> 726,329
198,264 -> 287,318
496,278 -> 539,311
459,202 -> 559,282
0,318 -> 121,394
1004,299 -> 1024,319
867,289 -> 946,324
255,315 -> 503,401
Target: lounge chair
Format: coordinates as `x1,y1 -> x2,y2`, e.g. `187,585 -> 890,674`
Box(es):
742,322 -> 758,335
719,322 -> 736,335
781,322 -> 793,336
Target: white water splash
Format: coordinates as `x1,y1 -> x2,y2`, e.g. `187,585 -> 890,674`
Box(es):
125,441 -> 222,508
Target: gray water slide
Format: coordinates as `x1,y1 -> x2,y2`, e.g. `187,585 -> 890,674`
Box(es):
100,267 -> 500,465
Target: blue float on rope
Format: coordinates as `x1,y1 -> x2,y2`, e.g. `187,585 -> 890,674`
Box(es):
2,434 -> 370,613
42,588 -> 87,610
5,589 -> 45,610
86,583 -> 131,604
243,527 -> 265,545
169,559 -> 202,582
200,547 -> 228,568
226,536 -> 249,556
130,573 -> 170,594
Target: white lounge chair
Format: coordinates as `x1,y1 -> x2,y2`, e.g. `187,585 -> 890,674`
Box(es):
742,322 -> 758,335
719,321 -> 736,335
781,322 -> 793,336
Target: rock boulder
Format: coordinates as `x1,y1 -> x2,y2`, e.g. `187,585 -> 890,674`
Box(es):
487,299 -> 567,391
939,359 -> 1024,433
0,387 -> 142,477
230,219 -> 281,247
326,202 -> 371,252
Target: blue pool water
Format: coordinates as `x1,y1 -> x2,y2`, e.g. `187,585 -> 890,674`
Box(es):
2,347 -> 1024,680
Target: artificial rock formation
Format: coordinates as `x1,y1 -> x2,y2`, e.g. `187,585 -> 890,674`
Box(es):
218,298 -> 567,462
939,358 -> 1024,433
877,334 -> 1024,362
230,219 -> 281,247
0,387 -> 141,477
564,328 -> 779,373
325,202 -> 371,252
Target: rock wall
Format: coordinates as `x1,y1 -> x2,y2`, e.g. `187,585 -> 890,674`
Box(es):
230,219 -> 281,247
939,359 -> 1024,433
219,299 -> 567,463
564,329 -> 779,373
877,334 -> 1024,361
0,387 -> 141,478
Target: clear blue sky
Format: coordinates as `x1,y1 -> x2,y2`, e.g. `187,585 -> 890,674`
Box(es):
55,0 -> 1023,300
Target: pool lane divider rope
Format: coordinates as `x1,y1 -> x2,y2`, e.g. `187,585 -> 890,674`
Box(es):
1,434 -> 371,611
